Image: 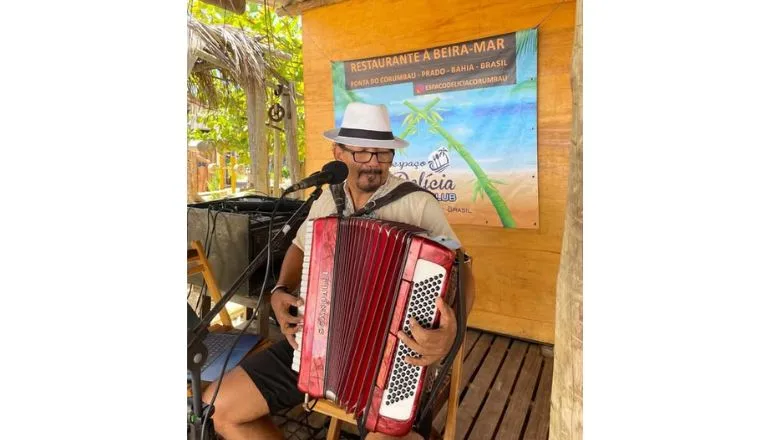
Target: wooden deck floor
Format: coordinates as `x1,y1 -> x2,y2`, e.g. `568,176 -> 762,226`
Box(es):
272,328 -> 554,440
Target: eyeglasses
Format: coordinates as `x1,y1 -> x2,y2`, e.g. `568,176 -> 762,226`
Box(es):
338,144 -> 394,164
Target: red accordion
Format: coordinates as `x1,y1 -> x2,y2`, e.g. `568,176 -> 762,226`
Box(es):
291,216 -> 456,436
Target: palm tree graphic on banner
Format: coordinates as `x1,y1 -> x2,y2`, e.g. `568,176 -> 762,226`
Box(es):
399,98 -> 516,228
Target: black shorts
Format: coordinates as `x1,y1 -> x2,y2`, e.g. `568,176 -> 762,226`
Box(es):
239,339 -> 304,413
240,339 -> 432,438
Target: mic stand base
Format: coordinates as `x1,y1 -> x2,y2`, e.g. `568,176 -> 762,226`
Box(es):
187,401 -> 216,440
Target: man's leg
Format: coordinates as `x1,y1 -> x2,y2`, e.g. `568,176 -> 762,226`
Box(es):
202,366 -> 282,440
203,339 -> 304,440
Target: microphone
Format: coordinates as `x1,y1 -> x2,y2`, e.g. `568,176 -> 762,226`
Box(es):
282,160 -> 349,193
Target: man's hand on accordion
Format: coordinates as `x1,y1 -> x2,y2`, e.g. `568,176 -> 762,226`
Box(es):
271,290 -> 304,349
397,297 -> 457,367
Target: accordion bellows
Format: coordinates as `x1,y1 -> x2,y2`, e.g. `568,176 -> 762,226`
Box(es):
292,216 -> 455,436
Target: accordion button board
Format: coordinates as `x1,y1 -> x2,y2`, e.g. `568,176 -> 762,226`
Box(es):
380,259 -> 445,419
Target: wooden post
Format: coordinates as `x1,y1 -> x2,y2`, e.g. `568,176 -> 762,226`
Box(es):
273,129 -> 283,196
188,150 -> 202,203
549,0 -> 583,439
217,151 -> 225,190
284,83 -> 301,190
231,153 -> 238,194
245,79 -> 269,195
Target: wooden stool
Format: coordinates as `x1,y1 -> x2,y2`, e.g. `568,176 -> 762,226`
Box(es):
312,342 -> 464,440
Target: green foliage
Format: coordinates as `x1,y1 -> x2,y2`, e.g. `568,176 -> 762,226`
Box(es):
510,78 -> 537,101
207,166 -> 222,192
515,28 -> 537,60
332,62 -> 362,110
187,0 -> 306,163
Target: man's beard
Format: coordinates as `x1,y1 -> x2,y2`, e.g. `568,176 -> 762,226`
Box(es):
357,169 -> 383,192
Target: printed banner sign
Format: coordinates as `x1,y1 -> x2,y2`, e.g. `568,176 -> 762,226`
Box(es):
332,28 -> 539,229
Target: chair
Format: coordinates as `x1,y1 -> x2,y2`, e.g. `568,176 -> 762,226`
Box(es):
188,240 -> 233,329
312,343 -> 464,440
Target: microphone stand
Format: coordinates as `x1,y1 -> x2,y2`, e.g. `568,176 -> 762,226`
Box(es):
187,186 -> 324,440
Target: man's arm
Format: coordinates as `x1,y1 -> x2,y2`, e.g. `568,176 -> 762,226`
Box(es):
274,243 -> 304,293
270,243 -> 306,348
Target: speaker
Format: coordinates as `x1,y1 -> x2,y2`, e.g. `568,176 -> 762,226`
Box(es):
186,196 -> 308,298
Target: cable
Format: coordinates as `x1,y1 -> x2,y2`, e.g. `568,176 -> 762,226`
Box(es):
200,193 -> 286,440
204,209 -> 222,260
295,398 -> 318,439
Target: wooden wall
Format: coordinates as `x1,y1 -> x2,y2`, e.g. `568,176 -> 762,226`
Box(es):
301,0 -> 575,343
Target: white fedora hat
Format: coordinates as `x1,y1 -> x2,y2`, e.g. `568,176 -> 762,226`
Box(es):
323,102 -> 409,149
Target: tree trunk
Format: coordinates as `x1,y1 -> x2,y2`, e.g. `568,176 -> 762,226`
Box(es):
245,79 -> 268,194
549,0 -> 583,439
284,83 -> 301,188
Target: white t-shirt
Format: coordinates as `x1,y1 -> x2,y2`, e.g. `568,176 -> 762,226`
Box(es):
292,173 -> 459,251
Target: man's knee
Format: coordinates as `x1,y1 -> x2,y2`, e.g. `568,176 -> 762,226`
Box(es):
200,367 -> 271,426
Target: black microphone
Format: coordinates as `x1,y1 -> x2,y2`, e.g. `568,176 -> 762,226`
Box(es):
282,160 -> 348,193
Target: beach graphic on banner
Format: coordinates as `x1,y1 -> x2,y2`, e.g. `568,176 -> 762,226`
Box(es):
332,29 -> 538,229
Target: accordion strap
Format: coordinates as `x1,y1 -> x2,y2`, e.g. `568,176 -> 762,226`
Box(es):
330,181 -> 434,217
330,181 -> 347,217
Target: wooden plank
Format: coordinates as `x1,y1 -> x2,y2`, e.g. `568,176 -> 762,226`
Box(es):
458,333 -> 494,391
455,337 -> 510,439
187,264 -> 205,276
429,330 -> 480,417
468,340 -> 528,440
313,400 -> 356,424
523,356 -> 554,440
272,0 -> 348,16
326,417 -> 342,440
496,344 -> 543,439
463,329 -> 481,359
444,340 -> 464,440
433,332 -> 493,431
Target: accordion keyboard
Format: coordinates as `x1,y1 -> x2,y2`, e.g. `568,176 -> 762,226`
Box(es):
291,219 -> 314,373
379,258 -> 447,420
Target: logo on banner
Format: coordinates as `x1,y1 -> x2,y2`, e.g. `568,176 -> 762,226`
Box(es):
428,146 -> 450,172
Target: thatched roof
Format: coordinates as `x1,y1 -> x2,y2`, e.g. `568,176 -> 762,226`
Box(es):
270,0 -> 349,16
187,18 -> 292,106
198,0 -> 348,18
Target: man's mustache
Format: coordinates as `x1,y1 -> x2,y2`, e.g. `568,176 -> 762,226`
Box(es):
359,168 -> 382,175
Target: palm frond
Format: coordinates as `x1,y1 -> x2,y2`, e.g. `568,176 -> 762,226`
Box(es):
472,180 -> 485,202
515,28 -> 538,60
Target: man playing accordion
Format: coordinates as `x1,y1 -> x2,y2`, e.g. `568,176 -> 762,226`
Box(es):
204,103 -> 475,440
